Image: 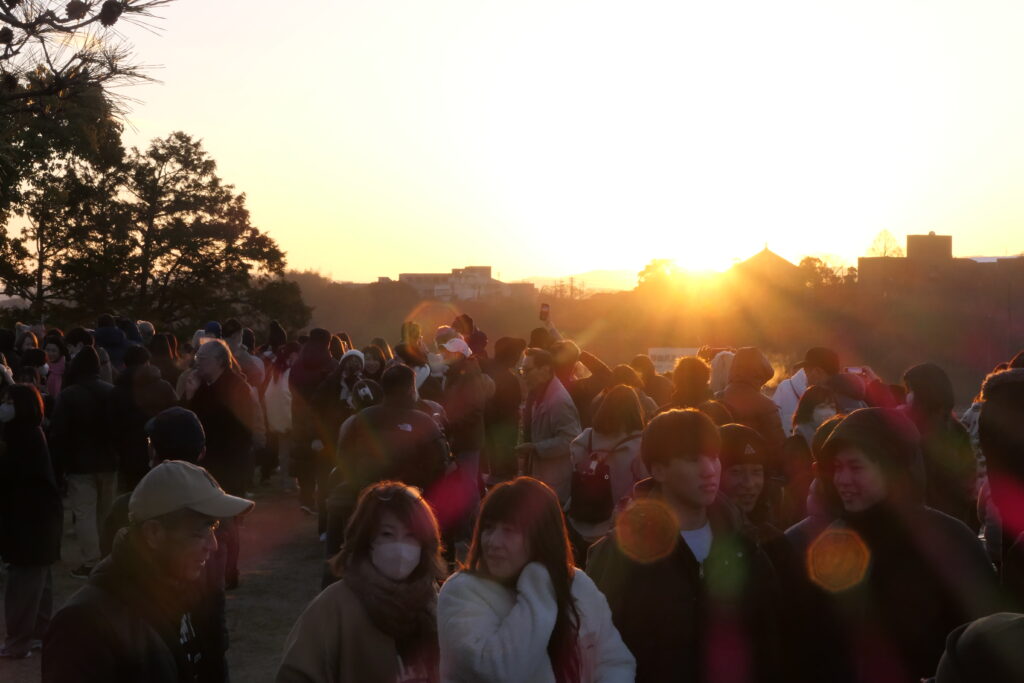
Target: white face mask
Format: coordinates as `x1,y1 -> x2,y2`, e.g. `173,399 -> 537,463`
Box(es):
371,541 -> 422,582
0,403 -> 15,423
812,405 -> 837,425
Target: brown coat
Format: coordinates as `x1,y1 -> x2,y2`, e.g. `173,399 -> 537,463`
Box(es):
276,579 -> 403,683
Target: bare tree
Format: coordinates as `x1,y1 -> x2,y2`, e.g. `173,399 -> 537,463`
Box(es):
867,229 -> 905,257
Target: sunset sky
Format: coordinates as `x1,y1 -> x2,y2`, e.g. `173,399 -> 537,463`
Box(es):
118,0 -> 1024,285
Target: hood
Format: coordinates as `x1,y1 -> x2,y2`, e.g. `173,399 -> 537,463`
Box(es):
340,349 -> 365,366
904,362 -> 955,415
727,347 -> 773,388
820,407 -> 924,506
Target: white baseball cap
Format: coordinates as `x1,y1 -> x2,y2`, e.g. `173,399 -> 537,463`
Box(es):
442,337 -> 472,357
129,460 -> 254,523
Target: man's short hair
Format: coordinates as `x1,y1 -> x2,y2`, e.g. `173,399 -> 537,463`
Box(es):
381,364 -> 416,399
524,347 -> 554,370
550,340 -> 581,372
641,408 -> 721,472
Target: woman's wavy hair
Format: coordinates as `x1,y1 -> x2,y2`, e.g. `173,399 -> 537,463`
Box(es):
329,481 -> 446,581
465,477 -> 581,683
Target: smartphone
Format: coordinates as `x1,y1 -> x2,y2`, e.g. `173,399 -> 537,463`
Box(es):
844,366 -> 863,375
539,303 -> 550,322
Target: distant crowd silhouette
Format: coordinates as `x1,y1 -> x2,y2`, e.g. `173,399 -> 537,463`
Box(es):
2,311 -> 1024,682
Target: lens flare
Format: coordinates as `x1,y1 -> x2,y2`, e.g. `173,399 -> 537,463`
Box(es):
614,498 -> 679,564
807,526 -> 871,593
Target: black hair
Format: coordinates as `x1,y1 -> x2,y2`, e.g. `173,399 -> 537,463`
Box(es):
793,385 -> 838,428
65,327 -> 94,348
381,364 -> 415,399
221,318 -> 243,340
641,408 -> 721,472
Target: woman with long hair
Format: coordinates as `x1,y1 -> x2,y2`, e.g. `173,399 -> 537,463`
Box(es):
438,477 -> 634,683
0,384 -> 62,659
791,385 -> 839,446
362,345 -> 387,383
568,385 -> 646,560
148,333 -> 181,387
278,481 -> 445,682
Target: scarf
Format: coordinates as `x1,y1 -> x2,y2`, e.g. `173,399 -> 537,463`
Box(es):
343,559 -> 439,662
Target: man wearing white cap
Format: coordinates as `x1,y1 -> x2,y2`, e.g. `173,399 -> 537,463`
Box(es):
42,461 -> 253,683
439,335 -> 489,534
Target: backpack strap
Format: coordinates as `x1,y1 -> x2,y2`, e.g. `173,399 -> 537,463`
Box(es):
589,432 -> 641,464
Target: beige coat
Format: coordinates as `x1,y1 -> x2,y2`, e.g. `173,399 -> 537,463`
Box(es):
277,579 -> 417,683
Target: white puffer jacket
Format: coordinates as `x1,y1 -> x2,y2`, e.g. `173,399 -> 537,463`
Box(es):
438,563 -> 635,683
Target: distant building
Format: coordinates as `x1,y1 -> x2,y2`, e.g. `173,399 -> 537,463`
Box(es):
857,232 -> 1024,370
858,232 -> 1024,300
386,266 -> 536,301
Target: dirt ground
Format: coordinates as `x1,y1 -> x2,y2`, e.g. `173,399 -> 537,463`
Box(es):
1,481 -> 324,683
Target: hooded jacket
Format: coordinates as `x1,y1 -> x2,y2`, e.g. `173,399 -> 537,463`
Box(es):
720,347 -> 786,452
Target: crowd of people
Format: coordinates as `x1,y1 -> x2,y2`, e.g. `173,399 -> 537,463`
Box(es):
2,312 -> 1024,682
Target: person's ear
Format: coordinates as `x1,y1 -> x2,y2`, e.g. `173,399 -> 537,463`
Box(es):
139,519 -> 167,551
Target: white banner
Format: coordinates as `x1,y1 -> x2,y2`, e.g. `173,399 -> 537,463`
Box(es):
648,347 -> 699,374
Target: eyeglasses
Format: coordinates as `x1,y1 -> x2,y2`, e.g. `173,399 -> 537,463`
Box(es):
375,485 -> 423,502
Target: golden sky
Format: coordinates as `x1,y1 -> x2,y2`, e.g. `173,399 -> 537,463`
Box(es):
120,0 -> 1024,284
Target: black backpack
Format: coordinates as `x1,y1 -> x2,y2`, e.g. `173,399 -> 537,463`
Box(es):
569,432 -> 639,524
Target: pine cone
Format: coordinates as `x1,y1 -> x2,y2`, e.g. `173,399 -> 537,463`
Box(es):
98,0 -> 122,27
0,27 -> 13,45
66,0 -> 90,20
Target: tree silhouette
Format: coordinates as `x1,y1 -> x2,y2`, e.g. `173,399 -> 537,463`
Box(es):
867,230 -> 905,257
1,131 -> 309,330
